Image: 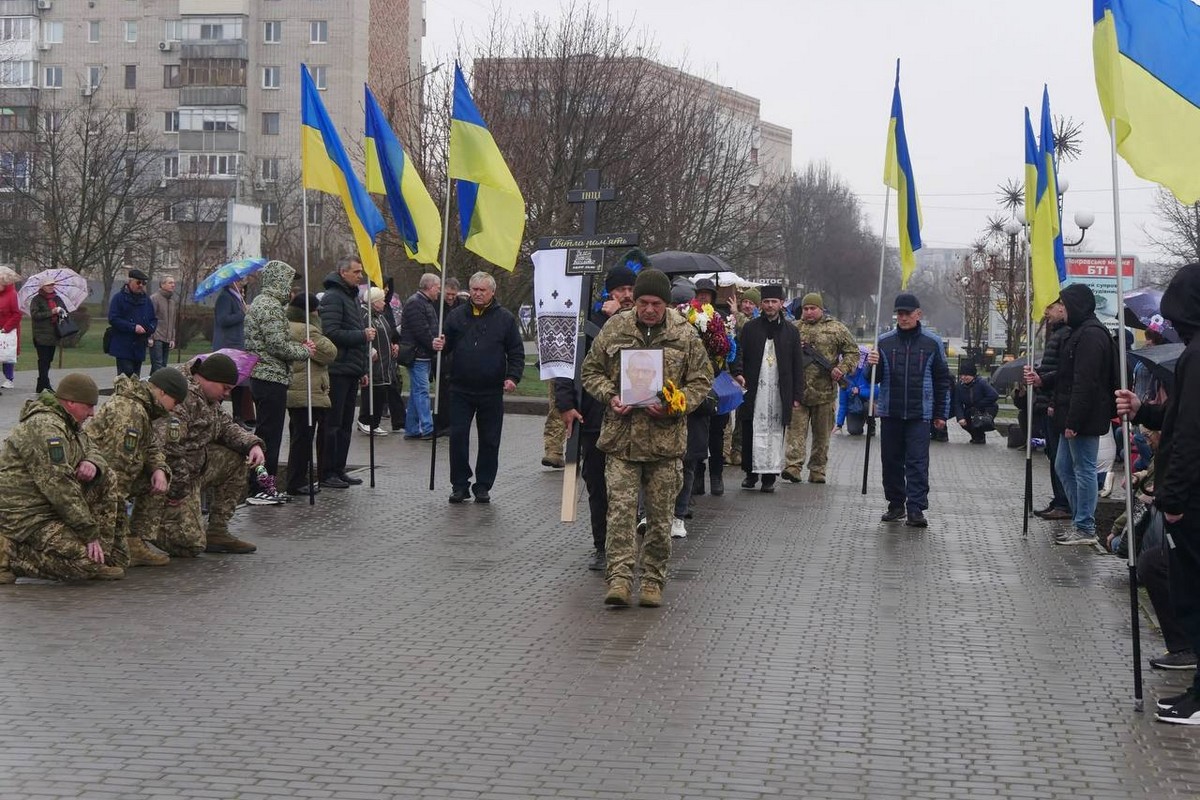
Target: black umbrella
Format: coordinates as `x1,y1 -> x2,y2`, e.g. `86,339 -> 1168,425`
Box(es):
988,357 -> 1027,393
1124,286 -> 1181,343
647,251 -> 734,276
1128,343 -> 1185,390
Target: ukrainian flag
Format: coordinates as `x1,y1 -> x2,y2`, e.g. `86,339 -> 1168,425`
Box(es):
1031,89 -> 1064,321
1095,0 -> 1200,204
449,63 -> 525,271
882,60 -> 922,289
1039,88 -> 1067,281
300,65 -> 387,286
1024,108 -> 1038,224
364,85 -> 441,269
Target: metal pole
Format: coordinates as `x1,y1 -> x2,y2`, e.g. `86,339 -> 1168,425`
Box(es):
302,189 -> 316,505
366,289 -> 375,488
862,186 -> 891,495
1023,224 -> 1034,536
429,163 -> 453,490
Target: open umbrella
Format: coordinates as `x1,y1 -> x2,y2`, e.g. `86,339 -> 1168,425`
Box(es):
17,268 -> 89,313
193,258 -> 267,302
648,251 -> 734,276
988,357 -> 1027,393
185,349 -> 260,387
1128,343 -> 1185,392
1124,286 -> 1180,343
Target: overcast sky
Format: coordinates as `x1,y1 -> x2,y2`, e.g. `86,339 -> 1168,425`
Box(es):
427,0 -> 1165,264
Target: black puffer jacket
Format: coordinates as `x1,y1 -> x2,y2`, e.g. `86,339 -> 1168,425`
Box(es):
399,291 -> 439,361
1042,283 -> 1115,435
318,272 -> 369,378
1034,320 -> 1069,413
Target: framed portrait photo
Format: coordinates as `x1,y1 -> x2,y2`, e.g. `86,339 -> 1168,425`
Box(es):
620,347 -> 664,407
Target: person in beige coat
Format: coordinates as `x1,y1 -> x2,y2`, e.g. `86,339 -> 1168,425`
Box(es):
284,294 -> 338,496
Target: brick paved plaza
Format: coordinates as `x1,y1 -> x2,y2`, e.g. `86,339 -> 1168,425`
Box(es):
1,384 -> 1198,799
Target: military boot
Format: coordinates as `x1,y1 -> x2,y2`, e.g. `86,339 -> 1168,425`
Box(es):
90,565 -> 126,581
128,537 -> 170,567
604,580 -> 631,607
710,456 -> 725,496
205,531 -> 258,554
639,582 -> 663,608
0,536 -> 15,584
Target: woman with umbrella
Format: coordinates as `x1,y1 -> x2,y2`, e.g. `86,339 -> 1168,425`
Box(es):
0,266 -> 21,389
29,280 -> 68,392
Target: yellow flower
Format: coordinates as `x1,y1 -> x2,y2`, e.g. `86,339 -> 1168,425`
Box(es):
658,379 -> 687,415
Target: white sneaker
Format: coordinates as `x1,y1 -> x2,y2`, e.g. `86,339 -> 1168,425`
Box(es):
371,427 -> 388,436
0,379 -> 12,389
246,491 -> 286,506
356,421 -> 372,434
670,517 -> 688,539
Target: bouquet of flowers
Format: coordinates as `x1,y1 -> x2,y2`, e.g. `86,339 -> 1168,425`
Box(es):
657,379 -> 688,416
678,299 -> 732,363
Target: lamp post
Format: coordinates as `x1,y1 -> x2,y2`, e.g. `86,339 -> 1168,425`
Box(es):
1056,177 -> 1096,247
386,62 -> 443,121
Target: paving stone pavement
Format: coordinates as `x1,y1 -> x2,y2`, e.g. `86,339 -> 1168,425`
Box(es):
0,390 -> 1197,799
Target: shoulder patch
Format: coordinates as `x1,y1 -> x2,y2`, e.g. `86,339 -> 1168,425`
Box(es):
123,427 -> 140,453
167,419 -> 182,443
46,436 -> 65,464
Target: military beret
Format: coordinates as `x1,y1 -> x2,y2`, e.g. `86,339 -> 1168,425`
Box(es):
56,373 -> 99,405
148,367 -> 189,403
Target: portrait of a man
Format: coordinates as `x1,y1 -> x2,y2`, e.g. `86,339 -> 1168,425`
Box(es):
620,348 -> 663,407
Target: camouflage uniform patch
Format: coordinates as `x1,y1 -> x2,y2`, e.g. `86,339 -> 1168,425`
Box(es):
46,437 -> 64,464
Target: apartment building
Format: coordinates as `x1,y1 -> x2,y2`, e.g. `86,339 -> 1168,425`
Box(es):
0,0 -> 423,266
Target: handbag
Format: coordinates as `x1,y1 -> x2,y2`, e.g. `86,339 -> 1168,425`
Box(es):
0,329 -> 16,362
101,326 -> 113,353
396,342 -> 417,367
712,370 -> 744,415
55,316 -> 81,339
969,410 -> 995,432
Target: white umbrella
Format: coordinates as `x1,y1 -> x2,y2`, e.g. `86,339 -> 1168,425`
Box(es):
693,271 -> 760,289
17,268 -> 89,314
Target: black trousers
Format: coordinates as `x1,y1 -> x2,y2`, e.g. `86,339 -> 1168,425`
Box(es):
881,417 -> 931,513
448,388 -> 504,492
1166,515 -> 1200,694
286,406 -> 327,492
1041,415 -> 1071,511
358,383 -> 391,429
325,375 -> 360,479
580,430 -> 608,551
250,378 -> 289,488
35,344 -> 55,392
1138,542 -> 1187,654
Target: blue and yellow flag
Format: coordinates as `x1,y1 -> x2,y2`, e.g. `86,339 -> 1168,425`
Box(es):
882,60 -> 922,289
1095,0 -> 1200,204
1023,108 -> 1038,223
448,63 -> 525,271
1031,88 -> 1064,321
364,85 -> 441,269
300,64 -> 386,286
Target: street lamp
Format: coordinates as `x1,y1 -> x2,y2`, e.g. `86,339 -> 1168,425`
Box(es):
386,62 -> 443,120
1057,176 -> 1095,247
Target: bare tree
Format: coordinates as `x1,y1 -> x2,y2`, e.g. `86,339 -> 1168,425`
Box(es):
1144,187 -> 1200,274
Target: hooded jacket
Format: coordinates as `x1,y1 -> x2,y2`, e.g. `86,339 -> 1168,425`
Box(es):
318,271 -> 369,378
245,260 -> 311,384
1135,263 -> 1200,516
1040,284 -> 1116,436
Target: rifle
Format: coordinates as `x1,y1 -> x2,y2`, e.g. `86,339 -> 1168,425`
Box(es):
800,341 -> 850,389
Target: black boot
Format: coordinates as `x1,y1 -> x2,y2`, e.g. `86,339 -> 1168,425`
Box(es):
710,456 -> 725,496
693,462 -> 706,496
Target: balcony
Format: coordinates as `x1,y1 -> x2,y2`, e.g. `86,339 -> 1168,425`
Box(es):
0,87 -> 38,108
0,1 -> 38,16
180,41 -> 248,61
179,86 -> 246,107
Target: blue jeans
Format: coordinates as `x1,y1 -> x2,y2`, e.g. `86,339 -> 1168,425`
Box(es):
405,360 -> 433,436
1055,434 -> 1099,534
149,340 -> 170,373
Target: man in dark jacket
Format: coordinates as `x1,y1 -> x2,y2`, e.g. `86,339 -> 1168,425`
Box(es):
317,256 -> 373,489
1025,283 -> 1116,545
953,361 -> 999,444
433,271 -> 524,504
866,293 -> 952,528
1116,262 -> 1200,724
732,284 -> 804,493
1032,299 -> 1072,519
399,272 -> 441,439
107,268 -> 158,377
552,263 -> 636,570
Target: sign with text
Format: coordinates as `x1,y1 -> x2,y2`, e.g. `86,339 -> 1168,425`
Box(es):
534,232 -> 638,250
565,247 -> 605,275
1063,255 -> 1138,331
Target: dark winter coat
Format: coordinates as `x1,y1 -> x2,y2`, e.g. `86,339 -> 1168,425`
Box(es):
872,322 -> 952,421
1135,263 -> 1200,517
442,301 -> 525,394
29,291 -> 65,347
212,286 -> 246,349
399,291 -> 439,361
732,314 -> 804,428
953,377 -> 1000,422
1039,284 -> 1116,436
1034,319 -> 1069,414
107,285 -> 158,362
318,271 -> 369,378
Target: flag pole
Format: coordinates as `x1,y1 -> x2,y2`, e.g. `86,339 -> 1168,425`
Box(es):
862,185 -> 891,495
1023,221 -> 1034,536
301,189 -> 316,506
367,290 -> 376,487
1109,116 -> 1143,712
429,164 -> 452,491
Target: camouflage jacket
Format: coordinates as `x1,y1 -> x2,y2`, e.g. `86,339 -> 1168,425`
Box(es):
795,315 -> 858,406
85,375 -> 171,496
0,393 -> 108,543
581,308 -> 713,461
245,260 -> 311,384
157,372 -> 263,501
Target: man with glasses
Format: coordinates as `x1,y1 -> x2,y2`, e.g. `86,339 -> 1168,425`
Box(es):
107,268 -> 158,378
866,293 -> 952,528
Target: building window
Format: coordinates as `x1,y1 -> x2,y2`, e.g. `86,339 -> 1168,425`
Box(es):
164,110 -> 179,132
164,20 -> 183,42
0,109 -> 32,133
163,156 -> 178,179
184,153 -> 240,178
0,18 -> 32,41
0,153 -> 31,191
183,58 -> 246,87
124,158 -> 135,179
162,203 -> 177,222
262,202 -> 278,225
262,66 -> 280,89
43,66 -> 63,89
125,110 -> 137,132
88,21 -> 101,43
0,61 -> 34,88
124,65 -> 137,90
261,112 -> 279,135
259,158 -> 280,182
163,65 -> 181,89
310,20 -> 328,43
178,108 -> 243,132
264,21 -> 281,43
181,17 -> 244,42
43,21 -> 63,44
311,65 -> 327,90
307,203 -> 322,226
88,66 -> 103,90
124,20 -> 137,43
43,110 -> 63,134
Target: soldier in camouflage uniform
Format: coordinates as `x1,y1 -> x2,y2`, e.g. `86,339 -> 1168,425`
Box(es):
85,369 -> 188,568
0,374 -> 125,583
581,269 -> 713,608
130,354 -> 265,557
541,382 -> 566,468
784,293 -> 858,483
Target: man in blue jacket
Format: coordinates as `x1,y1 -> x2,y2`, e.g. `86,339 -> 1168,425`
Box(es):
866,293 -> 952,528
433,271 -> 524,504
107,269 -> 158,377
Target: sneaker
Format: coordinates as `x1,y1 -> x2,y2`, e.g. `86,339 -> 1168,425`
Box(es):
780,470 -> 801,483
670,518 -> 688,539
1150,650 -> 1198,671
1157,689 -> 1193,711
356,421 -> 372,434
1156,692 -> 1200,725
881,507 -> 905,523
1054,528 -> 1096,546
370,427 -> 388,436
0,379 -> 12,389
587,549 -> 606,571
639,582 -> 663,608
604,581 -> 631,607
636,517 -> 648,535
448,488 -> 470,504
246,491 -> 286,506
905,511 -> 928,528
319,475 -> 350,489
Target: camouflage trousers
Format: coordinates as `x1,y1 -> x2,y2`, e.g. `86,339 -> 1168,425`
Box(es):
543,383 -> 566,460
605,456 -> 682,587
99,473 -> 152,569
131,444 -> 246,557
725,416 -> 742,465
6,478 -> 114,581
785,401 -> 836,477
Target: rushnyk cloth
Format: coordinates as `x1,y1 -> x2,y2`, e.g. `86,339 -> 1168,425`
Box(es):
533,249 -> 583,380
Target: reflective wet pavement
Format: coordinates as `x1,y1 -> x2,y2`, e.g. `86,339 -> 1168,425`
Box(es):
0,402 -> 1197,799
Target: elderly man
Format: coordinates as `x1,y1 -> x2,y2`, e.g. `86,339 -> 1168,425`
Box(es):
400,273 -> 442,441
784,292 -> 858,484
581,268 -> 713,608
318,256 -> 373,488
108,268 -> 158,378
0,374 -> 124,583
149,275 -> 178,374
130,354 -> 265,556
433,271 -> 525,504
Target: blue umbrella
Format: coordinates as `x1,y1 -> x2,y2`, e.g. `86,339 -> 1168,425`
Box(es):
193,258 -> 268,302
